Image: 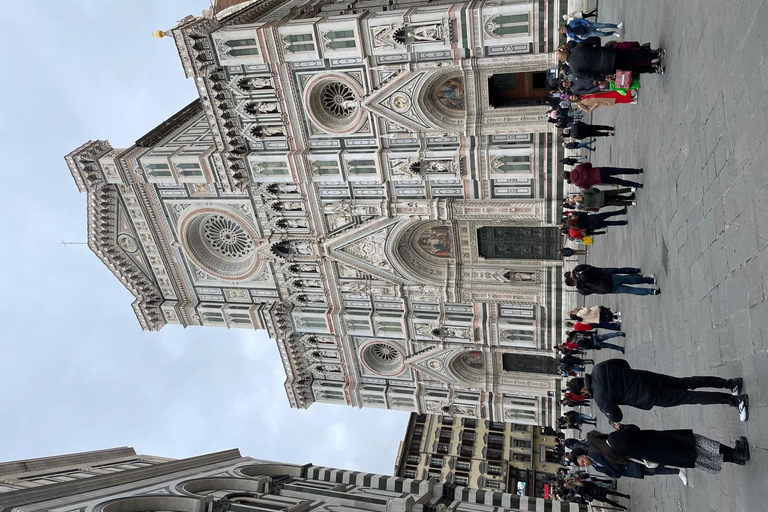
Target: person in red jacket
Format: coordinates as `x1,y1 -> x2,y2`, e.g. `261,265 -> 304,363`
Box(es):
566,319 -> 622,331
563,163 -> 644,189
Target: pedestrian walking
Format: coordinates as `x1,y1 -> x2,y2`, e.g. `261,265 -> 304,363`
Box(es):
567,359 -> 749,422
569,445 -> 684,481
561,19 -> 622,41
562,353 -> 594,367
563,8 -> 598,22
563,140 -> 596,151
560,156 -> 588,166
565,121 -> 615,139
565,187 -> 636,209
564,264 -> 658,296
568,330 -> 625,352
587,425 -> 749,481
563,410 -> 597,428
559,37 -> 665,79
569,305 -> 620,324
566,318 -> 622,331
563,162 -> 643,189
559,247 -> 589,257
566,208 -> 629,231
569,90 -> 634,112
564,479 -> 630,510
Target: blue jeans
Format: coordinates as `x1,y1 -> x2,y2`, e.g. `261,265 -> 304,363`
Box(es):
584,22 -> 619,38
611,274 -> 656,295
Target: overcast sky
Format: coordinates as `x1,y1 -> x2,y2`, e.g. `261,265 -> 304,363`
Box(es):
0,0 -> 408,475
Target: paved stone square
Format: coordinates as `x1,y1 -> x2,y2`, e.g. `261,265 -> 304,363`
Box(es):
572,0 -> 768,510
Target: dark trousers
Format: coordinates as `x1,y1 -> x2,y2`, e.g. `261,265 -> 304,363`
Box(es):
600,167 -> 642,187
587,210 -> 628,229
653,375 -> 736,407
603,188 -> 635,207
615,48 -> 657,74
641,465 -> 679,476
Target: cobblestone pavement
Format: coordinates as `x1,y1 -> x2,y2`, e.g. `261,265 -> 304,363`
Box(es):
572,1 -> 768,511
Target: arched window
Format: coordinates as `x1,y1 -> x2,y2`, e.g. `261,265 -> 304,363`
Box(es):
223,38 -> 259,56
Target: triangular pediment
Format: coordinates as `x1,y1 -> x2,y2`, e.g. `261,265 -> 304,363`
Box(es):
325,218 -> 406,284
363,71 -> 434,132
404,346 -> 463,385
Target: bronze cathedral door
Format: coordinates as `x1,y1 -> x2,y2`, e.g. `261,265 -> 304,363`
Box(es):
477,226 -> 560,260
502,354 -> 558,375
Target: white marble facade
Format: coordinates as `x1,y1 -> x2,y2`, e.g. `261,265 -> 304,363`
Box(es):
65,0 -> 571,426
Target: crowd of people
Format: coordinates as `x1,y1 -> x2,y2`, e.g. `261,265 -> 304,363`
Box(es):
541,13 -> 750,509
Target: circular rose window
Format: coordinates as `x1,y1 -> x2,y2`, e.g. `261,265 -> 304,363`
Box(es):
361,342 -> 405,376
304,74 -> 365,135
180,210 -> 260,280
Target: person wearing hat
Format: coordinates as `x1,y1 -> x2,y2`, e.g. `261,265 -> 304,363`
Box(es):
568,445 -> 685,482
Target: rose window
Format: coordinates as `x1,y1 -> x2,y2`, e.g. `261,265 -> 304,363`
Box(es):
320,82 -> 357,118
371,343 -> 399,362
305,74 -> 365,134
180,210 -> 260,281
203,214 -> 254,258
361,342 -> 404,376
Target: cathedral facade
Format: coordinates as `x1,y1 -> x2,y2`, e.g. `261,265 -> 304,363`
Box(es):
65,0 -> 569,426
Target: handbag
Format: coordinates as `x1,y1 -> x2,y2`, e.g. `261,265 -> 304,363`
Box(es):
615,70 -> 633,89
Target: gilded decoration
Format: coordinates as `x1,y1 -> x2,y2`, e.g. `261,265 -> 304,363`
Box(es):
435,76 -> 465,111
416,225 -> 453,258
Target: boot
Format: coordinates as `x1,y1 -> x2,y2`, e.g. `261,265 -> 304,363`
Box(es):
733,437 -> 750,465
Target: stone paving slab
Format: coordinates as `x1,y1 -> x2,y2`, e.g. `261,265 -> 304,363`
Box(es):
572,1 -> 768,511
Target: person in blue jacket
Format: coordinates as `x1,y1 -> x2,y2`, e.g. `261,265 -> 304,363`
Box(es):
560,19 -> 622,41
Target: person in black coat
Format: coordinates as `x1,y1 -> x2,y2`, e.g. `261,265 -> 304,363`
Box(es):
566,208 -> 628,231
565,121 -> 615,139
564,264 -> 658,296
569,445 -> 681,480
559,37 -> 663,79
567,359 -> 749,423
588,425 -> 749,476
564,480 -> 630,510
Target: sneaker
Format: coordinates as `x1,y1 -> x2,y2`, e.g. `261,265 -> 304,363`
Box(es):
620,347 -> 626,354
619,332 -> 626,337
639,168 -> 644,173
630,187 -> 637,192
631,201 -> 637,206
656,65 -> 665,75
617,22 -> 624,29
648,273 -> 656,284
678,468 -> 688,486
659,48 -> 666,60
730,377 -> 743,396
653,288 -> 661,295
737,394 -> 749,422
612,33 -> 621,38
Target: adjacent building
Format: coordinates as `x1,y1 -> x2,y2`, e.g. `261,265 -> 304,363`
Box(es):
65,0 -> 570,425
394,413 -> 562,499
0,447 -> 586,512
